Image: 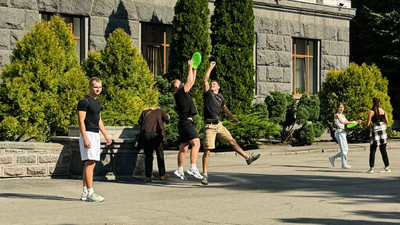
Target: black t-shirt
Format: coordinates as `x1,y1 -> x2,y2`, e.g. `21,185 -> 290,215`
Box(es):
77,95 -> 101,133
204,89 -> 225,120
174,87 -> 197,120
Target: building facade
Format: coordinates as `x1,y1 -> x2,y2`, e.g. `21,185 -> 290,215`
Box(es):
0,0 -> 355,101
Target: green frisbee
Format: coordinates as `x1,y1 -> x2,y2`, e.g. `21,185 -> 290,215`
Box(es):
191,52 -> 202,68
346,122 -> 358,129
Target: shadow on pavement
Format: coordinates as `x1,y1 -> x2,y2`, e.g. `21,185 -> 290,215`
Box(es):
280,218 -> 399,225
0,193 -> 77,201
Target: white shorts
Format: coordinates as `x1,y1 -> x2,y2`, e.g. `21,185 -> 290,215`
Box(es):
79,131 -> 101,161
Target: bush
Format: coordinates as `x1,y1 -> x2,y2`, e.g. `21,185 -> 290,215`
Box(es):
82,29 -> 159,126
0,16 -> 88,141
319,63 -> 393,141
265,92 -> 324,145
222,103 -> 280,145
211,0 -> 255,115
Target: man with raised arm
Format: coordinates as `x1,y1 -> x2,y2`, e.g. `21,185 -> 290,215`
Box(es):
171,60 -> 203,180
201,61 -> 261,185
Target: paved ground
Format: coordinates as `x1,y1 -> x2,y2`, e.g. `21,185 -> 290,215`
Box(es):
1,140 -> 400,225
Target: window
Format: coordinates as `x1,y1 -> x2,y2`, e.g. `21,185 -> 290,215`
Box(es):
292,38 -> 320,96
41,13 -> 88,62
141,23 -> 173,76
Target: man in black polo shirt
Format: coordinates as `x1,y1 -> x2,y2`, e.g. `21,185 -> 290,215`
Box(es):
171,60 -> 203,181
201,61 -> 261,185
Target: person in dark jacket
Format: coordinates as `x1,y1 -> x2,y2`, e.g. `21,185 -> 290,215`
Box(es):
138,106 -> 170,182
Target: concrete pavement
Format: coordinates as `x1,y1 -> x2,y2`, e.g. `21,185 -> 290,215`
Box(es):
1,140 -> 400,225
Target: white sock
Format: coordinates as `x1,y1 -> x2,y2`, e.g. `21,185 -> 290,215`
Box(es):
191,164 -> 197,170
88,188 -> 94,195
83,187 -> 88,194
203,172 -> 207,176
178,166 -> 184,173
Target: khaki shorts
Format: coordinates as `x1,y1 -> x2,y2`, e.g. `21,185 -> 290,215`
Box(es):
203,122 -> 233,150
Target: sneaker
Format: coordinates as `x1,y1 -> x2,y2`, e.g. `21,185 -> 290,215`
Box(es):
80,192 -> 87,201
145,177 -> 152,182
86,193 -> 105,202
160,174 -> 171,181
187,168 -> 204,179
367,169 -> 374,174
246,153 -> 261,165
201,174 -> 208,185
328,156 -> 335,167
379,168 -> 391,173
342,164 -> 351,169
174,169 -> 187,181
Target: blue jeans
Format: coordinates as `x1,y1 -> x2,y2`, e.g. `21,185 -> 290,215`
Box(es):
333,129 -> 348,166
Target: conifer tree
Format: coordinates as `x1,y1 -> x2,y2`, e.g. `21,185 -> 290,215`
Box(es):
211,0 -> 255,114
0,16 -> 88,141
166,0 -> 211,114
82,29 -> 159,126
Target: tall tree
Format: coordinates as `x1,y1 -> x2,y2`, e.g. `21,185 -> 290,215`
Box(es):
0,16 -> 88,141
211,0 -> 255,115
166,0 -> 211,114
351,0 -> 400,119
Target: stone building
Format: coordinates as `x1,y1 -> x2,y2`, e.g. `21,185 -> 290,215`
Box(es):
0,0 -> 355,101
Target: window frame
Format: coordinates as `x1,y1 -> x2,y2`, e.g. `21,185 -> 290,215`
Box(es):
40,13 -> 88,62
140,22 -> 173,76
292,38 -> 321,97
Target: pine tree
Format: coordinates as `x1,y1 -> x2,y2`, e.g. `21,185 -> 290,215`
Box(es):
211,0 -> 255,115
82,29 -> 159,126
166,0 -> 211,115
0,15 -> 88,141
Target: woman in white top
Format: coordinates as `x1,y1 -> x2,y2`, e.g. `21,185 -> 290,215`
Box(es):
328,102 -> 359,169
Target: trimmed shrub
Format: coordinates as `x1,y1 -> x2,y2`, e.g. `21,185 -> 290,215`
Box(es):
223,103 -> 280,145
82,29 -> 159,126
319,63 -> 393,141
265,92 -> 323,145
166,0 -> 211,115
211,0 -> 255,115
0,16 -> 88,141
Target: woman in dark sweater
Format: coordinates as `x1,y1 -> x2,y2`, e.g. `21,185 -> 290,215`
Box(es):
138,106 -> 170,182
366,97 -> 390,174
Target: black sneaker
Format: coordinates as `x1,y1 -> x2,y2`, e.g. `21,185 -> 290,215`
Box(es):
246,153 -> 261,165
201,174 -> 208,185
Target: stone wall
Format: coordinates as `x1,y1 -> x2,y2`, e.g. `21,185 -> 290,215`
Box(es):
0,142 -> 70,178
0,126 -> 143,179
0,0 -> 355,101
253,0 -> 355,101
0,0 -> 176,71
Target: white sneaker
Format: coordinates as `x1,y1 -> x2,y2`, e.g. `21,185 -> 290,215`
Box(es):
187,168 -> 203,179
86,193 -> 105,202
342,164 -> 351,169
379,168 -> 391,173
174,169 -> 187,181
80,192 -> 87,201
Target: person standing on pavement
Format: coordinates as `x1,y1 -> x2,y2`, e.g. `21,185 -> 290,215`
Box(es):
171,60 -> 203,181
366,97 -> 390,174
78,77 -> 112,202
328,102 -> 359,169
201,61 -> 261,185
138,106 -> 171,182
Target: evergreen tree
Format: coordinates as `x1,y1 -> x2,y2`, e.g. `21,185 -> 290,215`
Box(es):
166,0 -> 211,115
0,16 -> 88,141
351,1 -> 400,119
82,29 -> 159,126
211,0 -> 255,114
